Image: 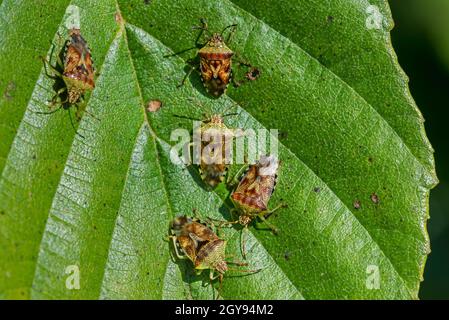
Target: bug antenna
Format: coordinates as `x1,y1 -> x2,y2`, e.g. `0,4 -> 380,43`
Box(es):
192,25 -> 212,36
35,104 -> 63,115
220,23 -> 238,37
186,97 -> 213,121
192,18 -> 212,38
217,273 -> 223,300
219,101 -> 240,116
68,108 -> 85,139
222,112 -> 239,118
172,114 -> 203,121
226,267 -> 262,274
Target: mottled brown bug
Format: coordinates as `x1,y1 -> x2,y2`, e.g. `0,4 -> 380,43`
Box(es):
169,215 -> 259,298
196,113 -> 234,188
177,19 -> 239,97
194,107 -> 245,189
40,28 -> 96,121
197,31 -> 234,97
231,155 -> 283,230
223,155 -> 286,257
176,101 -> 241,189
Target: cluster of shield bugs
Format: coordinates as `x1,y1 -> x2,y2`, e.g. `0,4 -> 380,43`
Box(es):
39,28 -> 97,134
176,18 -> 255,97
35,21 -> 280,297
169,215 -> 260,298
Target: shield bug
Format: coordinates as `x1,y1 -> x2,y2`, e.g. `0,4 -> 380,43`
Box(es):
176,101 -> 242,189
169,215 -> 259,298
40,28 -> 96,122
175,19 -> 240,97
197,30 -> 234,97
195,110 -> 242,189
226,155 -> 286,257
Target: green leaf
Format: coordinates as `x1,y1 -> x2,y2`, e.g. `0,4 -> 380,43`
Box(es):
0,0 -> 437,299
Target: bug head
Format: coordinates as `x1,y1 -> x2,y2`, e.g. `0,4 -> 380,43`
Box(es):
207,33 -> 225,47
170,215 -> 192,233
208,114 -> 224,125
68,28 -> 81,37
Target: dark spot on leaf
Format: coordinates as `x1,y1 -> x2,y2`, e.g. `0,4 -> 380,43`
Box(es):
370,193 -> 380,204
0,210 -> 5,215
144,0 -> 151,4
327,15 -> 334,23
245,67 -> 261,81
278,131 -> 288,140
353,200 -> 361,210
314,187 -> 321,193
284,251 -> 290,260
93,225 -> 97,230
368,157 -> 374,163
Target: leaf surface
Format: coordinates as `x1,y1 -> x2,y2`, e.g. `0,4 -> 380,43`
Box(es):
0,0 -> 437,299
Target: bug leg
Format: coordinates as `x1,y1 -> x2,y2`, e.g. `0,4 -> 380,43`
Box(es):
209,270 -> 223,300
169,235 -> 188,260
257,214 -> 279,235
40,56 -> 62,79
164,46 -> 198,58
177,61 -> 196,88
49,87 -> 67,105
36,88 -> 66,115
75,97 -> 100,122
226,259 -> 248,267
68,108 -> 85,139
206,216 -> 238,228
240,225 -> 249,259
226,163 -> 249,187
264,203 -> 288,219
80,107 -> 100,122
35,104 -> 63,115
192,18 -> 210,47
234,52 -> 252,68
232,76 -> 243,88
223,24 -> 238,44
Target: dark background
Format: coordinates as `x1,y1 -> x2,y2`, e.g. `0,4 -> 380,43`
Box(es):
389,0 -> 449,299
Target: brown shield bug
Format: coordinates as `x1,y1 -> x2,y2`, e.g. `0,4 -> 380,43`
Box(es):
196,113 -> 235,188
175,101 -> 242,189
39,28 -> 97,128
174,18 -> 256,97
223,155 -> 286,257
169,215 -> 260,298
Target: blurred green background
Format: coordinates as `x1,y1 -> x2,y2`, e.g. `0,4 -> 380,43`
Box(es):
389,0 -> 449,299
